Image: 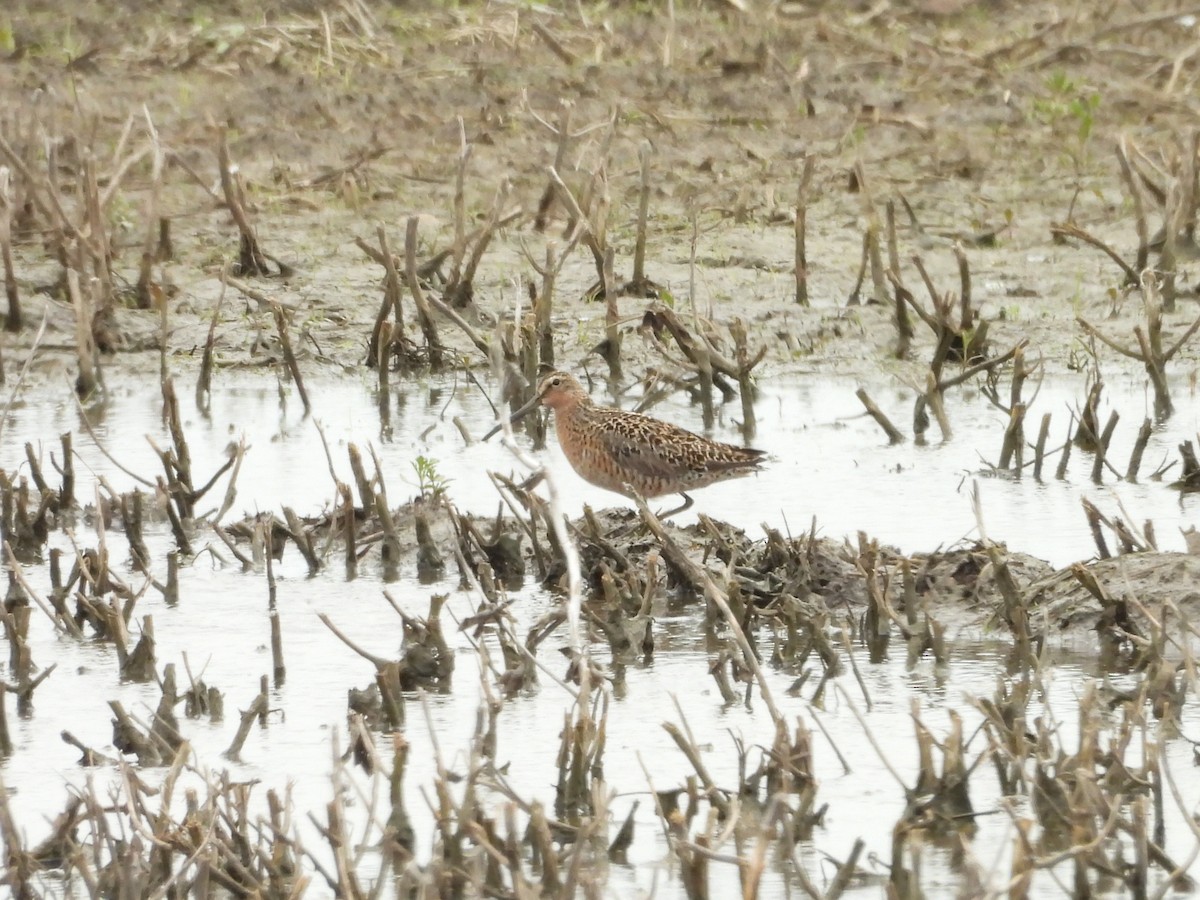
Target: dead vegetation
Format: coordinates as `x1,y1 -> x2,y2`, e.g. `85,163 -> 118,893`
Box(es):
3,0 -> 1200,896
2,389 -> 1200,895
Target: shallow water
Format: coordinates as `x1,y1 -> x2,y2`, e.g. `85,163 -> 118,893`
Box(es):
3,367 -> 1200,896
15,366 -> 1195,564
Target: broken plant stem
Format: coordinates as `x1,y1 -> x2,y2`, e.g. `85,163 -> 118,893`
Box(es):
404,216 -> 444,367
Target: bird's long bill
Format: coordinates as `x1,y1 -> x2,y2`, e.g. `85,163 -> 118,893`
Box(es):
480,391 -> 544,442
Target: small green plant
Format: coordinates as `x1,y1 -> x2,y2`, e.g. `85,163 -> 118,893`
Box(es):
574,318 -> 594,349
57,24 -> 83,63
412,455 -> 451,501
1032,71 -> 1101,173
107,194 -> 136,235
1068,93 -> 1100,143
842,124 -> 867,152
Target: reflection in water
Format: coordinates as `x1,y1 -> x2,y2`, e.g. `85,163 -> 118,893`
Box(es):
2,370 -> 1199,897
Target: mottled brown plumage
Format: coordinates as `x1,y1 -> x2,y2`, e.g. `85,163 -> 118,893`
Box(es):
496,371 -> 765,514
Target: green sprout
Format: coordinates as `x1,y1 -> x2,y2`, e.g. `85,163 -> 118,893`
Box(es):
412,455 -> 451,501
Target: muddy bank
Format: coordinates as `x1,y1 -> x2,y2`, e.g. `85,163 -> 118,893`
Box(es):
216,497 -> 1200,651
2,0 -> 1200,394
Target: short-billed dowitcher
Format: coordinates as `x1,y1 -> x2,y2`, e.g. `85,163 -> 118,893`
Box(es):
487,371 -> 765,515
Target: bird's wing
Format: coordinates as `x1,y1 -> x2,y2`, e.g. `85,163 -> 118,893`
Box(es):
704,445 -> 766,471
595,412 -> 756,479
594,413 -> 697,480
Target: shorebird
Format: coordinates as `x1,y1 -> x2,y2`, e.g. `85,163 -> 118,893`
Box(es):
485,371 -> 765,516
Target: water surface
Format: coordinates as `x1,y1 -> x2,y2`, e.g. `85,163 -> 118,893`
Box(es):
3,367 -> 1198,896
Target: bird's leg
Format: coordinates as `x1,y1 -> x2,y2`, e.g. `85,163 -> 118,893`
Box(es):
656,493 -> 694,518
